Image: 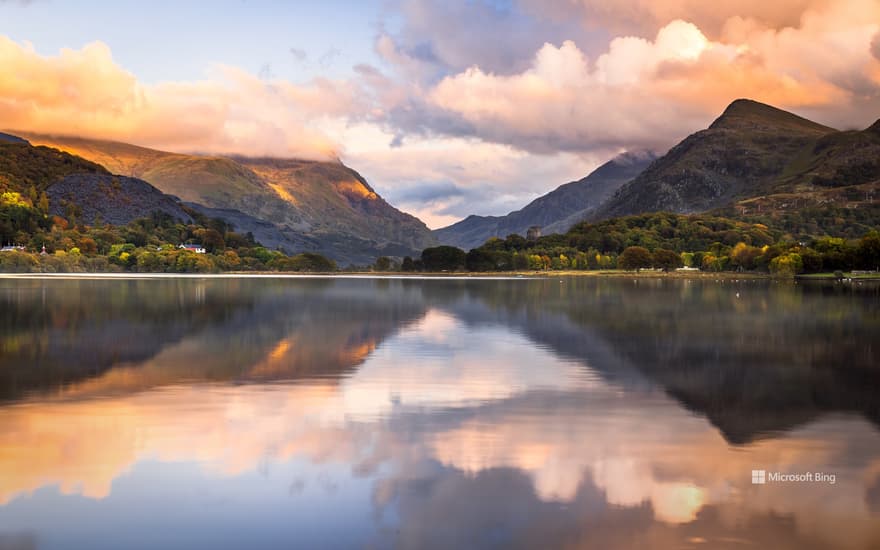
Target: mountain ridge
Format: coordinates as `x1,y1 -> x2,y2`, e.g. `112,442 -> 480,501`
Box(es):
593,99 -> 846,220
14,132 -> 435,264
434,151 -> 657,250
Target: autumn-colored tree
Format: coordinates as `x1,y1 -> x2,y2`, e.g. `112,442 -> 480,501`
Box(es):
618,246 -> 652,271
769,253 -> 803,277
730,242 -> 762,270
652,248 -> 682,272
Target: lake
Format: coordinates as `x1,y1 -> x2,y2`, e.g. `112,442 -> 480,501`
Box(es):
0,276 -> 878,549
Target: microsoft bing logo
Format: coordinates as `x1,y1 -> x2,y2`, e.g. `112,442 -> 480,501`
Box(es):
752,470 -> 766,484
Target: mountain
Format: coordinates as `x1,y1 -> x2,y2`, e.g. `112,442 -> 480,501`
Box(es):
47,174 -> 193,226
16,133 -> 436,264
0,140 -> 108,194
434,151 -> 656,250
593,99 -> 845,219
0,140 -> 192,227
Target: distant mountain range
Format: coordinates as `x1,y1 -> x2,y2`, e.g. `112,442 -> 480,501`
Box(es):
16,133 -> 436,264
5,97 -> 879,261
434,151 -> 657,250
438,98 -> 880,249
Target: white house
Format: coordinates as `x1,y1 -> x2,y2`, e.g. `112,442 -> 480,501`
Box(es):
179,243 -> 207,254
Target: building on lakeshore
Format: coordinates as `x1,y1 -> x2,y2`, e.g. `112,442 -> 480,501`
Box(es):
179,244 -> 207,254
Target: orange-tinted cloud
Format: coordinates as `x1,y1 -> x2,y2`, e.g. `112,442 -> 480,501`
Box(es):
3,1 -> 879,226
0,36 -> 353,160
427,1 -> 880,154
518,0 -> 831,38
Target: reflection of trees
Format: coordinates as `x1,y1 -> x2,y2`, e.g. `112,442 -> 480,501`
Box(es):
0,278 -> 425,400
2,276 -> 877,441
447,278 -> 880,443
0,279 -> 256,399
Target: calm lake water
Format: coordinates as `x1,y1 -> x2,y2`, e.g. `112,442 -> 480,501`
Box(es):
0,276 -> 878,549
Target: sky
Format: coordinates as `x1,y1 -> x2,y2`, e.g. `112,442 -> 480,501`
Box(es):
2,0 -> 880,228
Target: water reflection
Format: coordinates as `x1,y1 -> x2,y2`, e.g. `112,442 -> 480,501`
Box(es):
0,277 -> 878,549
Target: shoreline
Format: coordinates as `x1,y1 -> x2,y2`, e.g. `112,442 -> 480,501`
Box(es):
0,270 -> 774,280
3,270 -> 877,281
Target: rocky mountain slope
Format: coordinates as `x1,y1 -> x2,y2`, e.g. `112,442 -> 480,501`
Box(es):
18,133 -> 436,264
435,151 -> 656,250
47,174 -> 193,226
593,99 -> 849,219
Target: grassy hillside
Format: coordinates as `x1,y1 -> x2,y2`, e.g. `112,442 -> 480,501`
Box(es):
18,132 -> 435,264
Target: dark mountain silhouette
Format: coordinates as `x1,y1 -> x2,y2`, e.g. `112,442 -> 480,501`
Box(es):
435,151 -> 656,250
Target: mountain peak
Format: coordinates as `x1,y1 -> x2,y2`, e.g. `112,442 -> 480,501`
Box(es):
611,150 -> 658,167
709,99 -> 835,135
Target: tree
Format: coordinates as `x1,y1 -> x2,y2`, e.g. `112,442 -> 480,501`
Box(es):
856,232 -> 880,270
729,242 -> 761,271
617,246 -> 652,271
799,247 -> 823,273
401,256 -> 415,272
652,248 -> 682,272
504,234 -> 528,250
465,248 -> 496,272
287,253 -> 336,272
374,256 -> 392,271
769,253 -> 803,277
421,245 -> 466,271
198,228 -> 225,252
511,252 -> 529,270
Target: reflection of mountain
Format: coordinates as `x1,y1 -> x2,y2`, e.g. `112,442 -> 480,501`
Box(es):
431,278 -> 880,444
1,278 -> 879,549
0,278 -> 426,400
2,277 -> 877,444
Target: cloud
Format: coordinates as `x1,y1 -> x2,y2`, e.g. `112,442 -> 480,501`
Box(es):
385,180 -> 465,204
335,123 -> 605,228
873,30 -> 880,61
318,47 -> 341,68
349,0 -> 880,223
4,0 -> 880,226
379,0 -> 597,78
0,36 -> 356,159
516,0 -> 826,38
395,2 -> 880,154
289,47 -> 307,62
